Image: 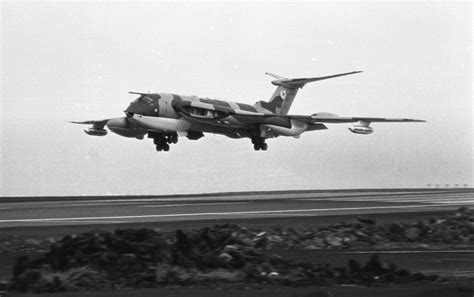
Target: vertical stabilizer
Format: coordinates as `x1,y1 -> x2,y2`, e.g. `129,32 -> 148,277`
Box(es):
254,73 -> 299,115
256,84 -> 299,115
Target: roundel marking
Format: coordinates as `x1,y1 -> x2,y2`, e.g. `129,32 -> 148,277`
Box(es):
280,89 -> 287,99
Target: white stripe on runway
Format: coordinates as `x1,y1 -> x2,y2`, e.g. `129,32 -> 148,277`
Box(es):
0,203 -> 465,223
327,198 -> 474,204
301,194 -> 473,204
61,202 -> 148,207
433,200 -> 474,204
139,202 -> 247,208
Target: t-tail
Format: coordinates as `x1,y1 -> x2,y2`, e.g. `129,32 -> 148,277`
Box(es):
254,71 -> 363,115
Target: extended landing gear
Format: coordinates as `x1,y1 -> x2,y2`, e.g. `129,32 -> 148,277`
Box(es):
251,137 -> 268,151
150,132 -> 178,152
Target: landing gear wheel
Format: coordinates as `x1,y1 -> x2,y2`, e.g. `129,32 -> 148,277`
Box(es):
252,138 -> 268,151
171,133 -> 178,144
153,133 -> 175,152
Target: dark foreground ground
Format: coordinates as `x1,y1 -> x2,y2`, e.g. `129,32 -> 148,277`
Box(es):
4,283 -> 474,297
1,209 -> 474,297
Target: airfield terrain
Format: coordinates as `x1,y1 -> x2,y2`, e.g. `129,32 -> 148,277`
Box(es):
1,188 -> 473,296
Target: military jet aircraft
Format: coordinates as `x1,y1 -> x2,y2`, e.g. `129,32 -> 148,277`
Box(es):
71,71 -> 424,152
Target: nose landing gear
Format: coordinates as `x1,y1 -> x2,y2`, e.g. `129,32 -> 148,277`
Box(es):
149,132 -> 178,152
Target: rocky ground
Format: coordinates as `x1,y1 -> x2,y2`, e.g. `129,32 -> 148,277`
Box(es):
2,207 -> 473,254
1,207 -> 472,294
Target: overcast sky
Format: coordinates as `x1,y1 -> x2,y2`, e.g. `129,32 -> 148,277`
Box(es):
1,1 -> 472,197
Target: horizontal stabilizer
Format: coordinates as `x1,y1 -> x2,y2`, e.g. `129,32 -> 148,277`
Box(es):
266,71 -> 363,89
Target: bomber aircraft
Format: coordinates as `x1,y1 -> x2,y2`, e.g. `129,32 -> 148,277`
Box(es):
71,71 -> 424,152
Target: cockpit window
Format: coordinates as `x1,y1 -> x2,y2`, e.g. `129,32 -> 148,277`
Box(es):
140,96 -> 153,103
125,94 -> 161,116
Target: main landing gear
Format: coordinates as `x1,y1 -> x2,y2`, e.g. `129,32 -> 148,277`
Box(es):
150,132 -> 178,152
251,137 -> 268,151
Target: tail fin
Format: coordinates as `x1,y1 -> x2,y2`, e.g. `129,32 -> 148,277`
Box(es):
255,71 -> 362,115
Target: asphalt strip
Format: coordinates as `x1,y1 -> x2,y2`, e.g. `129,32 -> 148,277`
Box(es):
0,203 -> 464,223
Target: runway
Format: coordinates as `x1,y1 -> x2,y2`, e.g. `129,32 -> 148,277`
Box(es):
0,189 -> 472,228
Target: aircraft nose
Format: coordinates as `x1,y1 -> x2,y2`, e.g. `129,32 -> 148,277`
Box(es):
124,101 -> 141,115
125,94 -> 160,117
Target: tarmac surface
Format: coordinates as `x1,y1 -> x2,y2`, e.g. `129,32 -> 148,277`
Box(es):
1,189 -> 473,228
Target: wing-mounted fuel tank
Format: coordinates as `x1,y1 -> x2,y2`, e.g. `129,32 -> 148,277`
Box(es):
85,128 -> 107,136
70,120 -> 109,136
71,118 -> 146,139
349,120 -> 374,135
